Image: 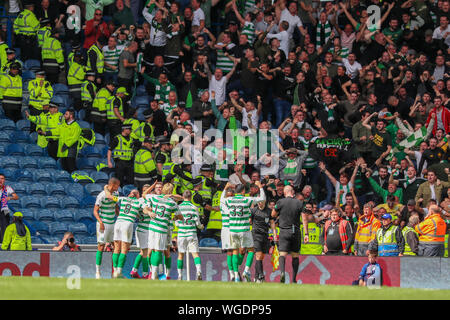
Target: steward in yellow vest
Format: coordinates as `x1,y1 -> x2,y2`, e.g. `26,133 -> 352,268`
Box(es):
155,140 -> 175,182
41,30 -> 64,84
134,138 -> 158,192
13,3 -> 39,61
37,18 -> 51,48
87,37 -> 107,85
0,62 -> 22,122
81,71 -> 97,115
0,48 -> 23,76
106,86 -> 128,138
107,123 -> 135,186
26,102 -> 63,159
27,70 -> 53,132
91,80 -> 115,135
67,51 -> 88,109
368,214 -> 404,257
0,31 -> 9,73
300,213 -> 324,255
1,212 -> 31,251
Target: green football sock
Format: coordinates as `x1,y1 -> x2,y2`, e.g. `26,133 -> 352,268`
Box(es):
154,251 -> 163,267
164,256 -> 172,270
245,252 -> 254,268
133,254 -> 143,269
112,253 -> 119,268
227,255 -> 233,271
142,257 -> 149,273
96,251 -> 103,266
232,254 -> 239,272
118,253 -> 127,268
194,257 -> 201,265
177,259 -> 184,269
238,253 -> 245,266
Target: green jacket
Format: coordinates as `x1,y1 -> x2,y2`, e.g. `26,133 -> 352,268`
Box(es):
369,177 -> 403,204
1,223 -> 32,251
211,98 -> 241,133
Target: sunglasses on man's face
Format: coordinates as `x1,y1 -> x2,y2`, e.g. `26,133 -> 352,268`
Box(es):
95,13 -> 103,16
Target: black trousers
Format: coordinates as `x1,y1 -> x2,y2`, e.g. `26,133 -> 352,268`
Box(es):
29,106 -> 41,133
18,35 -> 39,61
43,66 -> 60,84
47,139 -> 58,161
107,120 -> 122,140
0,211 -> 10,243
3,104 -> 22,122
115,159 -> 134,186
61,157 -> 77,173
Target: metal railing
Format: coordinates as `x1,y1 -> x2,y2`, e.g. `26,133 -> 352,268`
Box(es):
0,6 -> 17,47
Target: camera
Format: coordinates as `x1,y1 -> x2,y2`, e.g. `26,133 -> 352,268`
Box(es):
69,237 -> 75,243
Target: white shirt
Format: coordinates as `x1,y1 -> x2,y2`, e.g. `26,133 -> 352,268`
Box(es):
209,76 -> 228,106
192,7 -> 205,27
8,0 -> 20,13
342,58 -> 362,79
280,8 -> 303,39
266,30 -> 290,57
142,8 -> 167,47
432,25 -> 450,48
242,108 -> 258,129
1,185 -> 15,212
229,173 -> 251,185
430,184 -> 436,203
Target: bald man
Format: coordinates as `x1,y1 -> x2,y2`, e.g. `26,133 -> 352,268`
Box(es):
415,204 -> 447,257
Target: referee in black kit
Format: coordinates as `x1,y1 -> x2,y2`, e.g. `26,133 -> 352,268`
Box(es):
272,185 -> 308,284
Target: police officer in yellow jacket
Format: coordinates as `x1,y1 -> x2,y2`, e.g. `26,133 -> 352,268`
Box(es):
67,51 -> 88,110
28,70 -> 53,132
91,80 -> 115,135
106,86 -> 128,138
107,123 -> 136,186
81,71 -> 97,116
13,1 -> 39,61
67,41 -> 82,69
41,29 -> 64,84
1,212 -> 32,251
37,18 -> 51,49
0,62 -> 23,122
155,138 -> 174,181
134,138 -> 158,192
26,102 -> 63,159
1,48 -> 23,76
87,36 -> 107,86
0,30 -> 9,73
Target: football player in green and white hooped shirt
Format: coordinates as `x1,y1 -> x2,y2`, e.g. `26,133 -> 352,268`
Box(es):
93,178 -> 120,279
221,183 -> 239,281
176,190 -> 204,281
143,183 -> 183,280
107,188 -> 144,278
225,180 -> 265,282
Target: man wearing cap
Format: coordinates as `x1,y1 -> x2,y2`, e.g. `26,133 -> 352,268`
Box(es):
134,138 -> 157,193
41,28 -> 65,84
0,62 -> 22,122
37,18 -> 51,48
81,71 -> 97,116
141,109 -> 156,142
108,123 -> 135,186
1,48 -> 23,76
106,87 -> 128,138
26,102 -> 63,159
68,41 -> 82,68
155,138 -> 175,181
54,109 -> 82,173
28,70 -> 53,132
13,1 -> 39,61
1,212 -> 32,251
368,213 -> 404,257
91,80 -> 115,135
67,51 -> 88,109
87,36 -> 108,85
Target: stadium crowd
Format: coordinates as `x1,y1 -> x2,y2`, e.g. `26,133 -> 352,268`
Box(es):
0,0 -> 450,282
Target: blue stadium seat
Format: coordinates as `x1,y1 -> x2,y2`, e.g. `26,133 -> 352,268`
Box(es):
9,182 -> 27,195
199,238 -> 219,247
91,171 -> 109,184
55,209 -> 75,223
5,144 -> 25,156
22,70 -> 35,81
15,169 -> 34,183
81,146 -> 102,159
75,209 -> 96,224
16,119 -> 31,131
61,196 -> 79,209
25,144 -> 45,156
31,236 -> 43,244
70,222 -> 89,237
64,182 -> 85,199
0,131 -> 11,143
36,209 -> 56,223
37,157 -> 58,169
33,221 -> 50,236
77,158 -> 98,171
21,196 -> 41,209
0,145 -> 5,156
136,85 -> 147,96
85,183 -> 103,197
0,156 -> 20,170
49,222 -> 68,237
82,236 -> 97,244
0,118 -> 16,132
29,132 -> 38,144
122,184 -> 136,196
40,196 -> 61,209
34,170 -> 54,183
132,95 -> 150,108
24,59 -> 41,71
28,182 -> 47,196
80,196 -> 96,210
53,170 -> 72,183
87,222 -> 96,236
46,183 -> 66,196
78,120 -> 91,129
19,157 -> 39,169
7,198 -> 21,209
11,131 -> 30,144
0,106 -> 5,118
22,209 -> 37,223
76,109 -> 86,121
94,133 -> 106,145
52,83 -> 69,95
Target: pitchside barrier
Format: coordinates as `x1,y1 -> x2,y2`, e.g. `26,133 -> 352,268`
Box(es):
0,250 -> 449,289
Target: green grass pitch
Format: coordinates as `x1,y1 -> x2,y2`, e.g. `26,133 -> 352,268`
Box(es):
0,277 -> 449,299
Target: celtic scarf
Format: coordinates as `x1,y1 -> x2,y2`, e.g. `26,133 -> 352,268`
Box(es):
316,20 -> 331,49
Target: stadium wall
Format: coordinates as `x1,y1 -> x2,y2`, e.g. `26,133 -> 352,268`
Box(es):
0,252 -> 448,289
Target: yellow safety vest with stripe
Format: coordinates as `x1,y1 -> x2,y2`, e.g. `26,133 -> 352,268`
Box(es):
81,81 -> 97,102
196,175 -> 212,202
0,43 -> 8,73
179,170 -> 193,193
13,9 -> 39,36
134,147 -> 156,181
157,151 -> 175,180
67,52 -> 76,68
0,74 -> 22,107
192,191 -> 204,216
300,222 -> 323,255
402,226 -> 418,256
376,225 -> 399,256
123,118 -> 142,141
92,87 -> 112,119
139,122 -> 155,142
445,233 -> 449,258
87,44 -> 104,74
42,37 -> 64,69
56,120 -> 82,158
28,111 -> 63,147
1,59 -> 23,76
206,190 -> 222,230
106,96 -> 124,120
67,61 -> 87,91
113,135 -> 133,161
28,79 -> 53,110
37,26 -> 51,47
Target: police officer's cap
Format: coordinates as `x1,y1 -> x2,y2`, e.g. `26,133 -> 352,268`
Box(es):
49,102 -> 59,109
40,18 -> 51,25
105,79 -> 116,86
144,137 -> 154,144
85,71 -> 96,77
143,109 -> 154,119
122,124 -> 132,130
159,137 -> 171,145
200,164 -> 214,172
35,69 -> 46,76
192,177 -> 203,186
9,62 -> 21,70
6,48 -> 15,54
71,41 -> 81,50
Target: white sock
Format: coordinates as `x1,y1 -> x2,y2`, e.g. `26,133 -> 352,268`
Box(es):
235,271 -> 240,279
151,266 -> 158,279
195,264 -> 201,273
244,266 -> 250,273
117,268 -> 122,275
132,267 -> 138,272
165,268 -> 170,277
229,270 -> 234,278
178,269 -> 183,279
158,264 -> 163,274
96,265 -> 100,273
